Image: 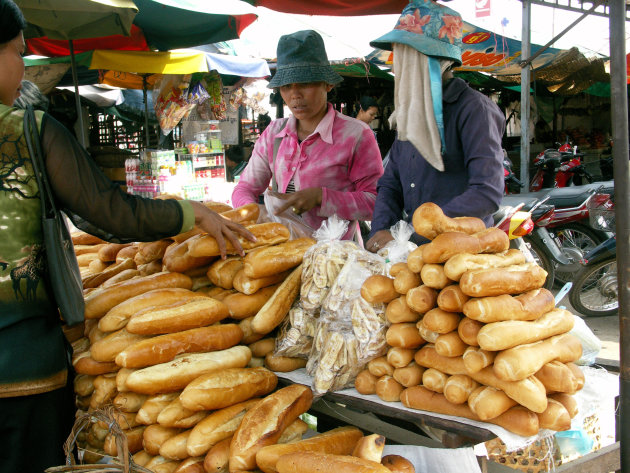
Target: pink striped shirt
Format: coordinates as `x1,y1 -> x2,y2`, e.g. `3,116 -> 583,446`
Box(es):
232,104 -> 384,239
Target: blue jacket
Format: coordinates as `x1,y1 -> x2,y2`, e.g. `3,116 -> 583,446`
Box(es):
370,78 -> 505,242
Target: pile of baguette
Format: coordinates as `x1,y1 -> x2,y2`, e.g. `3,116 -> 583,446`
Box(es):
355,203 -> 584,438
69,202 -> 331,472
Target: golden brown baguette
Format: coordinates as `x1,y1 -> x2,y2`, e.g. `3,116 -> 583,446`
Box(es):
386,296 -> 420,324
381,455 -> 415,473
459,263 -> 548,298
219,203 -> 259,224
462,346 -> 495,374
116,324 -> 242,368
361,275 -> 398,304
457,317 -> 482,347
221,284 -> 280,320
188,223 -> 290,257
385,323 -> 426,349
229,384 -> 313,471
71,231 -> 106,246
352,434 -> 386,463
125,345 -> 251,395
136,393 -> 179,425
422,308 -> 461,334
91,329 -> 148,362
443,374 -> 479,405
180,366 -> 277,411
420,264 -> 451,290
135,239 -> 172,265
174,457 -> 205,473
435,331 -> 468,357
391,264 -> 421,295
537,398 -> 572,431
159,429 -> 191,460
251,265 -> 302,335
437,285 -> 470,313
375,376 -> 404,402
443,249 -> 527,282
264,353 -> 307,372
412,202 -> 486,240
103,426 -> 145,455
406,244 -> 426,273
422,228 -> 509,264
467,386 -> 517,420
143,424 -> 182,456
101,268 -> 141,288
163,238 -> 216,273
156,397 -> 208,428
422,368 -> 448,393
355,370 -> 379,395
535,361 -> 585,394
243,237 -> 316,278
405,285 -> 438,314
233,269 -> 290,295
73,351 -> 118,375
276,452 -> 391,473
83,258 -> 136,289
85,272 -> 193,319
393,362 -> 425,388
463,288 -> 555,323
207,257 -> 243,289
98,243 -> 133,263
203,436 -> 231,473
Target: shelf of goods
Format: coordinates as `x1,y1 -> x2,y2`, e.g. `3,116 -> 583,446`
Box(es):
65,201 -> 619,473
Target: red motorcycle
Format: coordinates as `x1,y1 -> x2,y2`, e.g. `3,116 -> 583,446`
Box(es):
529,141 -> 594,191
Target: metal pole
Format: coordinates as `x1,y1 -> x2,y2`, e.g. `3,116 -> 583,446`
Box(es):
142,75 -> 150,149
610,2 -> 630,471
68,40 -> 87,147
519,0 -> 531,190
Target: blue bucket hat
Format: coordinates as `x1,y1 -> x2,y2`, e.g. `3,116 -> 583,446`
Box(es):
370,0 -> 463,66
268,30 -> 343,89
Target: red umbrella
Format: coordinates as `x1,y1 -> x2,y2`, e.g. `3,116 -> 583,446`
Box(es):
244,0 -> 408,16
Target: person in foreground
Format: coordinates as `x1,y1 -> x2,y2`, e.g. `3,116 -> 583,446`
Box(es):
232,30 -> 383,241
0,2 -> 253,472
366,0 -> 505,251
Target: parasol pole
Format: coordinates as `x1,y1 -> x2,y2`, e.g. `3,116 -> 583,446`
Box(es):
142,74 -> 150,148
68,40 -> 87,147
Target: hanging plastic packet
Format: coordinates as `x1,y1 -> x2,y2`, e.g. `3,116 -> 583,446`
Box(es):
377,220 -> 417,265
154,74 -> 196,135
274,300 -> 318,359
262,189 -> 316,239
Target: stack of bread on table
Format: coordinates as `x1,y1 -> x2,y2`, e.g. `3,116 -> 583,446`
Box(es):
69,201 -> 342,472
355,202 -> 584,438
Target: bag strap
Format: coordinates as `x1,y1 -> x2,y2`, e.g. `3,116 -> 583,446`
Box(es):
23,106 -> 57,220
271,118 -> 288,193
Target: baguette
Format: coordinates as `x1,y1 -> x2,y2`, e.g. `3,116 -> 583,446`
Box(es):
477,309 -> 575,351
219,203 -> 259,224
91,329 -> 148,362
422,308 -> 461,334
462,346 -> 495,374
367,356 -> 394,378
457,317 -> 482,347
71,231 -> 106,246
116,244 -> 140,264
135,239 -> 172,265
420,264 -> 451,290
174,457 -> 205,473
240,316 -> 265,344
387,347 -> 416,368
91,373 -> 118,409
417,320 -> 440,344
125,297 -> 229,335
85,272 -> 193,319
136,393 -> 180,425
187,399 -> 261,457
163,238 -> 216,273
115,368 -> 134,393
180,366 -> 277,411
98,243 -> 133,263
381,455 -> 415,473
422,228 -> 509,264
144,455 -> 179,473
139,260 -> 163,277
493,333 -> 583,382
463,289 -> 556,323
113,392 -> 148,413
83,258 -> 136,289
244,237 -> 316,278
251,265 -> 302,335
249,338 -> 276,358
352,434 -> 386,463
386,323 -> 426,349
229,384 -> 313,471
422,368 -> 448,393
233,269 -> 290,295
385,296 -> 420,324
405,285 -> 438,314
276,452 -> 391,473
361,275 -> 398,304
443,374 -> 479,404
103,426 -> 145,455
412,203 -> 485,240
393,362 -> 425,387
534,361 -> 584,394
355,370 -> 379,395
392,264 -> 421,295
375,375 -> 404,402
73,351 -> 118,375
125,345 -> 251,395
406,245 -> 426,273
264,353 -> 307,372
222,284 -> 280,320
207,257 -> 243,289
99,288 -> 202,332
116,324 -> 242,368
255,426 -> 363,473
444,249 -> 527,282
132,451 -> 154,467
188,223 -> 290,257
101,269 -> 141,288
160,430 -> 191,460
537,398 -> 571,431
143,424 -> 182,456
467,386 -> 517,420
157,397 -> 208,428
435,331 -> 468,357
203,436 -> 232,473
550,393 -> 578,419
437,285 -> 469,313
459,263 -> 548,298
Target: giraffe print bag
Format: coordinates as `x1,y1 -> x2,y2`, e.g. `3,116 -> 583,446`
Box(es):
24,106 -> 85,326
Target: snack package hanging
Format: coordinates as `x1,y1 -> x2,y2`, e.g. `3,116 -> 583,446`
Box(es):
262,189 -> 316,239
274,300 -> 318,359
154,74 -> 196,135
306,252 -> 388,394
197,71 -> 227,121
377,220 -> 418,265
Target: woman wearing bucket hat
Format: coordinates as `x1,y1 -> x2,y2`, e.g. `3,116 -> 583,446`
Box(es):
366,0 -> 505,251
232,30 -> 384,241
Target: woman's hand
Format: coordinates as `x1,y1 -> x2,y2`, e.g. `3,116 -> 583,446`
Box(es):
366,230 -> 394,253
274,187 -> 323,216
189,201 -> 256,258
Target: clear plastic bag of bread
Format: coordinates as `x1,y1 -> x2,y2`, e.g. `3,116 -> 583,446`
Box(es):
569,314 -> 601,365
306,255 -> 389,394
300,215 -> 359,311
274,300 -> 319,359
261,189 -> 316,239
376,220 -> 417,264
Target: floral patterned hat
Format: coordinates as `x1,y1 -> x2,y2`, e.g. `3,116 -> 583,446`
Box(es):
370,0 -> 463,65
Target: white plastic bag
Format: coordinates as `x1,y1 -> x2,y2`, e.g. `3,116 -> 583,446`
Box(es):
569,315 -> 602,365
377,220 -> 417,264
262,189 -> 315,239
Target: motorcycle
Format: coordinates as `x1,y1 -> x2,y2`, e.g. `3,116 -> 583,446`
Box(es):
503,151 -> 524,195
529,140 -> 594,192
569,197 -> 617,316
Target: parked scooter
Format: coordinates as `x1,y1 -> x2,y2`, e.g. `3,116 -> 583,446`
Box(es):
530,140 -> 594,192
503,151 -> 524,195
569,196 -> 617,316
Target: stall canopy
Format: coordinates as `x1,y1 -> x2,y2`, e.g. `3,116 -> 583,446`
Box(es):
241,0 -> 407,16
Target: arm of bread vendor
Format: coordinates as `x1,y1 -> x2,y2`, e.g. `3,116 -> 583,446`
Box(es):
42,116 -> 254,255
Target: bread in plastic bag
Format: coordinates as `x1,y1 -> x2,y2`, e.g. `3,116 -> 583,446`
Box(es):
377,220 -> 417,264
274,300 -> 318,359
568,314 -> 602,365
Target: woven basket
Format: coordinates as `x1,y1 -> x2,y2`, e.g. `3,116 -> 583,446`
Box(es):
45,406 -> 152,473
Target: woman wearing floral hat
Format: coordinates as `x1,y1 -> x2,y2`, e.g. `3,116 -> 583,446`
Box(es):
232,29 -> 384,241
366,0 -> 505,251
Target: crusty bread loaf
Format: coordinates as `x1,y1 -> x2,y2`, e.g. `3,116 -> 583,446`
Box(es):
422,368 -> 448,393
405,285 -> 438,314
493,333 -> 583,382
414,345 -> 468,376
222,284 -> 280,320
98,243 -> 133,263
116,324 -> 242,369
115,245 -> 140,264
550,393 -> 578,418
393,362 -> 425,388
74,374 -> 95,397
220,203 -> 259,224
406,245 -> 426,273
437,285 -> 469,313
443,374 -> 479,405
391,264 -> 421,295
538,398 -> 572,431
144,455 -> 179,473
74,243 -> 106,256
422,308 -> 461,334
435,331 -> 468,357
355,370 -> 379,394
276,452 -> 390,473
125,345 -> 251,395
157,397 -> 208,429
99,288 -> 202,332
203,436 -> 231,473
386,323 -> 426,349
255,426 -> 363,473
135,239 -> 172,265
115,367 -> 132,393
72,231 -> 106,246
240,316 -> 265,344
73,351 -> 118,375
125,297 -> 229,335
534,361 -> 584,394
173,457 -> 204,473
104,425 -> 145,455
207,257 -> 243,289
97,410 -> 139,430
361,275 -> 398,304
113,391 -> 148,413
387,347 -> 416,368
401,386 -> 539,437
457,317 -> 482,347
132,450 -> 153,467
85,272 -> 193,320
381,455 -> 415,473
91,329 -> 148,362
352,434 -> 386,463
264,353 -> 307,372
180,366 -> 277,411
412,203 -> 486,240
136,393 -> 179,425
385,296 -> 420,324
187,399 -> 260,457
249,338 -> 276,358
375,375 -> 404,402
459,263 -> 548,298
229,384 -> 313,471
101,268 -> 141,288
163,238 -> 216,273
243,237 -> 316,279
467,386 -> 517,420
138,260 -> 164,277
188,223 -> 290,257
420,264 -> 452,290
443,249 -> 527,282
79,252 -> 101,268
463,288 -> 555,323
462,346 -> 495,374
477,309 -> 574,352
367,356 -> 394,378
143,424 -> 182,456
233,269 -> 290,295
91,373 -> 118,409
83,258 -> 136,289
416,320 -> 440,344
422,228 -> 509,264
252,265 -> 302,335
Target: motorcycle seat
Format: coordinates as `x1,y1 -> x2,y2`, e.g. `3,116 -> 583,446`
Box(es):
514,181 -> 615,208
